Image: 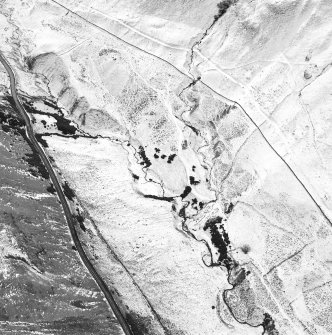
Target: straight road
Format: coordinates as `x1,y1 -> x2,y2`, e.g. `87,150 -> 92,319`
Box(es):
0,51 -> 134,335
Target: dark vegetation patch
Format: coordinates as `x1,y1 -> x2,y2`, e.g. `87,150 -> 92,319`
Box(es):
152,148 -> 178,165
0,102 -> 24,134
138,146 -> 152,168
191,198 -> 198,210
187,124 -> 199,136
230,266 -> 247,286
75,213 -> 86,231
154,148 -> 160,159
46,183 -> 56,194
178,206 -> 186,218
143,194 -> 174,202
99,48 -> 119,57
126,312 -> 153,335
167,153 -> 176,164
204,216 -> 231,268
132,174 -> 139,180
35,133 -> 48,147
192,165 -> 196,172
23,100 -> 77,135
63,181 -> 75,201
203,216 -> 223,230
262,313 -> 279,335
4,95 -> 16,108
74,213 -> 86,232
75,213 -> 84,224
43,99 -> 59,109
1,97 -> 50,179
191,198 -> 204,211
189,176 -> 200,185
212,227 -> 230,269
225,202 -> 234,214
214,0 -> 237,21
241,244 -> 250,254
24,56 -> 35,71
180,186 -> 192,199
23,151 -> 49,179
0,111 -> 23,132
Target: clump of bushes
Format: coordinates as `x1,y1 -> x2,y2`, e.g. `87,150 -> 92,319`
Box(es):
214,0 -> 236,21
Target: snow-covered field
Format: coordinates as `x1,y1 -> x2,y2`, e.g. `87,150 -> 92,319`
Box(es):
0,0 -> 331,334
